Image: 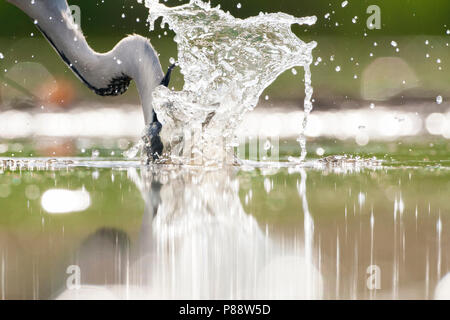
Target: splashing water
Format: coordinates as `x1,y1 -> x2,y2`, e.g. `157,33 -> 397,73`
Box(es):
145,0 -> 317,164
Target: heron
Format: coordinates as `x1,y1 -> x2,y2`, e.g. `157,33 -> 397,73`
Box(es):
6,0 -> 174,159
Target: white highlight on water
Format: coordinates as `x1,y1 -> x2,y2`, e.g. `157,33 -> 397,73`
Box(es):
144,0 -> 317,164
41,188 -> 91,214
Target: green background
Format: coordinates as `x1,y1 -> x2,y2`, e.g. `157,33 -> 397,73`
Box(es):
0,0 -> 449,106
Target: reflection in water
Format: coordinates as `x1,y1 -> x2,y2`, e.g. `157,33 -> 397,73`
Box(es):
58,166 -> 322,299
435,273 -> 450,300
41,188 -> 91,214
0,159 -> 448,299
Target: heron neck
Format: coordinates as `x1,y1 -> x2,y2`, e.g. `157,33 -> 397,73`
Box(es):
12,0 -> 98,71
9,0 -> 164,125
114,38 -> 164,124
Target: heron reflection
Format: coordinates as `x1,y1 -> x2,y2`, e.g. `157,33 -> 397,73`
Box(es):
57,166 -> 322,300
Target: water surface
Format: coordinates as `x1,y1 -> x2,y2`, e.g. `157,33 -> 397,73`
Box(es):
0,140 -> 448,299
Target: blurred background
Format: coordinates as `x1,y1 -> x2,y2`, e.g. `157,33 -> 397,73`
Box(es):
0,0 -> 449,158
1,0 -> 449,104
1,1 -> 449,300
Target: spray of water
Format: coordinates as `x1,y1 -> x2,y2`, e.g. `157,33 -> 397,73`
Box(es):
144,0 -> 317,164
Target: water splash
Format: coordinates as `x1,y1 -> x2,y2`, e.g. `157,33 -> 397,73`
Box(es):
123,139 -> 143,159
145,0 -> 317,164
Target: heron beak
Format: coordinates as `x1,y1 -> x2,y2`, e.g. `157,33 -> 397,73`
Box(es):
160,63 -> 176,88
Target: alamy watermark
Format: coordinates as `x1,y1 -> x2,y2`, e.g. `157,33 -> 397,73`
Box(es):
67,5 -> 82,31
366,5 -> 381,30
66,265 -> 81,290
366,265 -> 381,290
